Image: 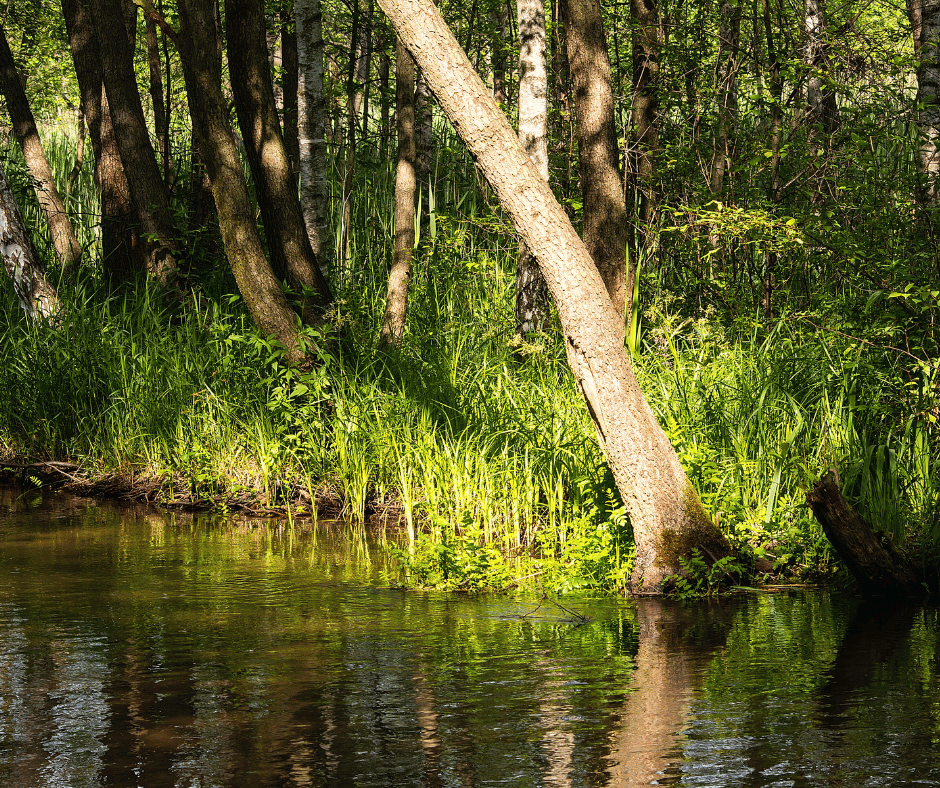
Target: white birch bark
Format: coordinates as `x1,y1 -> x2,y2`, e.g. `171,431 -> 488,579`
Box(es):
515,0 -> 549,335
296,0 -> 331,264
0,164 -> 59,320
914,0 -> 940,201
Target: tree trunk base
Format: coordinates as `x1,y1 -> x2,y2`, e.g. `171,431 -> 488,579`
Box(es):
806,471 -> 926,597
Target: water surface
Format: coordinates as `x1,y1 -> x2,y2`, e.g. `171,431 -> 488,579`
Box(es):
0,488 -> 938,787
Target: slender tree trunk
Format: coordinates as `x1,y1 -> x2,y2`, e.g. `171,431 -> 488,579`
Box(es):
281,7 -> 300,172
0,25 -> 82,270
377,0 -> 730,590
762,0 -> 782,318
225,0 -> 333,320
804,0 -> 838,136
515,0 -> 550,336
380,39 -> 416,347
0,161 -> 59,319
378,42 -> 392,155
561,0 -> 630,320
62,0 -> 144,283
87,0 -> 180,283
340,0 -> 362,273
709,0 -> 741,198
910,0 -> 940,202
492,0 -> 508,105
66,101 -> 85,197
178,0 -> 305,363
296,0 -> 331,264
145,16 -> 170,186
628,0 -> 662,238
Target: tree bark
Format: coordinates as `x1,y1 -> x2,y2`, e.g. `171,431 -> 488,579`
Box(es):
296,0 -> 331,264
145,15 -> 170,186
178,0 -> 305,364
225,0 -> 333,320
561,0 -> 630,321
376,0 -> 730,590
804,0 -> 838,136
0,24 -> 82,271
281,7 -> 300,172
379,39 -> 416,347
0,161 -> 59,319
62,0 -> 145,283
910,0 -> 940,202
87,0 -> 180,283
628,0 -> 662,239
515,0 -> 550,336
806,472 -> 925,597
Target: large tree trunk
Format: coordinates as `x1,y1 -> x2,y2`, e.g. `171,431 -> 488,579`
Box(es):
379,39 -> 417,347
909,0 -> 940,202
560,0 -> 630,321
376,0 -> 730,590
178,0 -> 305,364
0,24 -> 82,271
0,161 -> 59,319
296,0 -> 331,265
87,0 -> 180,283
61,0 -> 145,283
225,0 -> 333,321
806,472 -> 925,597
515,0 -> 550,337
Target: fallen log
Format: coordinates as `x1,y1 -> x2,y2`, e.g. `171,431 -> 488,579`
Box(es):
806,471 -> 925,597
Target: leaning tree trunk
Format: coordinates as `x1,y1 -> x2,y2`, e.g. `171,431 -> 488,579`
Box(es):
178,0 -> 305,364
0,161 -> 59,319
515,0 -> 550,337
807,472 -> 925,597
910,0 -> 940,203
379,39 -> 417,347
0,24 -> 82,271
376,0 -> 730,591
560,0 -> 630,321
296,0 -> 331,265
225,0 -> 333,321
87,0 -> 180,283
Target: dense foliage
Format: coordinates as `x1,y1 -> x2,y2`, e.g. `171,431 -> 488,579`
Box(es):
0,0 -> 936,593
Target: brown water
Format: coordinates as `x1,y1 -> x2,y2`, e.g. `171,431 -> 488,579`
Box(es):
0,488 -> 938,787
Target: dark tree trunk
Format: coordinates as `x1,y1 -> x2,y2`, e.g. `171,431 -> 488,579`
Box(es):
87,0 -> 180,283
806,472 -> 926,597
145,15 -> 170,186
281,7 -> 300,172
178,0 -> 306,362
225,0 -> 333,320
61,0 -> 145,283
560,0 -> 630,320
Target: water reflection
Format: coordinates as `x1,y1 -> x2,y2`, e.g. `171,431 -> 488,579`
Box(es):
0,491 -> 940,787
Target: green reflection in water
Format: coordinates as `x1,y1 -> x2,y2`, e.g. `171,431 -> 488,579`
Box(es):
0,489 -> 939,788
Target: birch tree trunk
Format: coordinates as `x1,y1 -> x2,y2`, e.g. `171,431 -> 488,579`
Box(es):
804,0 -> 838,136
910,0 -> 940,202
0,162 -> 59,320
515,0 -> 550,336
561,0 -> 630,320
0,24 -> 82,271
296,0 -> 331,264
376,0 -> 730,590
379,39 -> 416,347
178,0 -> 305,364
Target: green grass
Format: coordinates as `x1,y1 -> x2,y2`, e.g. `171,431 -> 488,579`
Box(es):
0,127 -> 937,594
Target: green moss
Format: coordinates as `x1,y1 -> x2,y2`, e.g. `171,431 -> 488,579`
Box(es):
654,483 -> 732,572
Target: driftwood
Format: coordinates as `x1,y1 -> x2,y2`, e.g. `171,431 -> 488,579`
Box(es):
806,471 -> 925,597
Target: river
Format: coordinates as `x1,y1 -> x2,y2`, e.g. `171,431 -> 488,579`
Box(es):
0,487 -> 937,787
